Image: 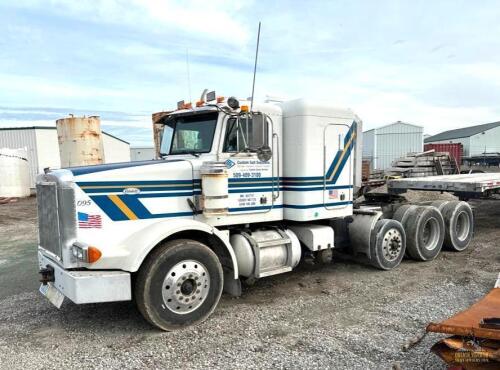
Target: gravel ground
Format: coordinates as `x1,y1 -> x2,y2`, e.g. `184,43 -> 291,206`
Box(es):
0,197 -> 499,369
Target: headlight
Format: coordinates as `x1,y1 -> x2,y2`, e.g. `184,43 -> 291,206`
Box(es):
71,243 -> 102,263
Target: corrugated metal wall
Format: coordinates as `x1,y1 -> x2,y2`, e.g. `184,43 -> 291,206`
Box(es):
103,134 -> 130,163
363,122 -> 423,170
0,129 -> 38,188
1,128 -> 130,189
362,129 -> 375,166
469,125 -> 500,157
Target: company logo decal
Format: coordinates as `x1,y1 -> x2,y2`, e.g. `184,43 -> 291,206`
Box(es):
123,187 -> 141,195
225,159 -> 235,169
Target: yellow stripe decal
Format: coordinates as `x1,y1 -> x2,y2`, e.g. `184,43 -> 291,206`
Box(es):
108,194 -> 138,220
328,132 -> 356,182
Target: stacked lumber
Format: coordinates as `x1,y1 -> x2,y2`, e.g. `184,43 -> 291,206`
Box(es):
386,150 -> 459,178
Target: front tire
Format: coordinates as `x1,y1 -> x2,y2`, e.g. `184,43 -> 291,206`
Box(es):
135,239 -> 223,331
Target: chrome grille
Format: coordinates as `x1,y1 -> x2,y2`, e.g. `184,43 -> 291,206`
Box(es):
36,181 -> 76,260
37,182 -> 61,257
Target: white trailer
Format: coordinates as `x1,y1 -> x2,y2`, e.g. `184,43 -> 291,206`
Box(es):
36,94 -> 475,330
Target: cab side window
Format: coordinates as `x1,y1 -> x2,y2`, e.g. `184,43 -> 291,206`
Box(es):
223,114 -> 268,152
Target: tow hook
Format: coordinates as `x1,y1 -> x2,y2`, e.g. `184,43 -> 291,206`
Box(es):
39,265 -> 55,285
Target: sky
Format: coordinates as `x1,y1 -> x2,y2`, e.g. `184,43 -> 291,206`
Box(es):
1,0 -> 500,146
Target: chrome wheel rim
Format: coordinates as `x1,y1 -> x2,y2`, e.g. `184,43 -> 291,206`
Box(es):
382,228 -> 403,261
162,260 -> 210,315
422,217 -> 440,251
456,211 -> 470,241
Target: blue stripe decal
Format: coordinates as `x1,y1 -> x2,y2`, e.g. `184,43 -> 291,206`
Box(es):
78,180 -> 195,186
70,159 -> 182,176
78,180 -> 353,192
228,177 -> 279,183
84,186 -> 352,195
84,186 -> 196,193
90,191 -> 352,221
90,196 -> 130,221
283,185 -> 353,192
284,201 -> 352,209
326,121 -> 357,183
228,205 -> 280,212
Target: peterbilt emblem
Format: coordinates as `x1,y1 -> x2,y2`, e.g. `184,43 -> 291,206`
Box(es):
123,187 -> 140,195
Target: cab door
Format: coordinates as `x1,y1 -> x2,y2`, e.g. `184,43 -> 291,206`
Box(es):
218,113 -> 276,214
323,123 -> 354,209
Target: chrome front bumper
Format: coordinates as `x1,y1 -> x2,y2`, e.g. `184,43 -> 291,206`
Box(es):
38,249 -> 131,304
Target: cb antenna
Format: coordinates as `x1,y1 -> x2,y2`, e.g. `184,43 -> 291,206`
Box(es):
250,21 -> 261,112
186,48 -> 192,102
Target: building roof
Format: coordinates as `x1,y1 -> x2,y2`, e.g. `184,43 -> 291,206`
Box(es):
363,120 -> 423,133
0,126 -> 129,144
425,121 -> 500,143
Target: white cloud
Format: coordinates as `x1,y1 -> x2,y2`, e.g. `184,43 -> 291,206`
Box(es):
13,0 -> 250,44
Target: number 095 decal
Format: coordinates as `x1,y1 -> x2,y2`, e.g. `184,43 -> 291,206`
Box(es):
77,200 -> 92,207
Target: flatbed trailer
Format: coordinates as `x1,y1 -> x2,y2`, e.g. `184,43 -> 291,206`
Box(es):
388,173 -> 500,199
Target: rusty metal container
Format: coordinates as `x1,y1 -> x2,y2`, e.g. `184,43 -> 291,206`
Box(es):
56,115 -> 105,167
424,143 -> 463,168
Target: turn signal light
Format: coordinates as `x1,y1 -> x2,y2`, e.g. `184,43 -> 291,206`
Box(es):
216,96 -> 225,103
196,100 -> 204,107
240,105 -> 249,112
87,246 -> 102,263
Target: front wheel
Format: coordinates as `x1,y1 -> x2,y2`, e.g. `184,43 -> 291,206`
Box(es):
135,239 -> 223,331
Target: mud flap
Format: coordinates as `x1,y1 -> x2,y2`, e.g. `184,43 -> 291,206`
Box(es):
223,270 -> 241,297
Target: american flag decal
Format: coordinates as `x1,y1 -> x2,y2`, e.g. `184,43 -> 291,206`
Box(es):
328,189 -> 338,199
78,212 -> 102,228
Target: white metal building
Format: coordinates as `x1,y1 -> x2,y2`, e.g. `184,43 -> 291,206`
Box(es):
130,146 -> 155,161
424,121 -> 500,158
0,126 -> 130,189
363,121 -> 424,170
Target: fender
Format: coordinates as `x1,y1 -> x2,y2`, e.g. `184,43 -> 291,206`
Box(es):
108,218 -> 239,279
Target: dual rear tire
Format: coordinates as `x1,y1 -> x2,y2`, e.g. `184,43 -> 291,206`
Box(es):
431,201 -> 474,251
393,201 -> 474,262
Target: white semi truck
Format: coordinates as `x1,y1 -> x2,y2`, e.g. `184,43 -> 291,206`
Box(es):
36,94 -> 474,330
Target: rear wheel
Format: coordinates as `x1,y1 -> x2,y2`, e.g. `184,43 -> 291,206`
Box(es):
441,201 -> 474,251
369,219 -> 406,270
393,204 -> 418,258
135,239 -> 223,331
405,206 -> 444,261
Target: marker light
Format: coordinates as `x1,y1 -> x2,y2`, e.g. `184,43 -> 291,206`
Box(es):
182,102 -> 193,109
87,246 -> 102,263
240,105 -> 249,112
216,96 -> 225,103
196,100 -> 204,107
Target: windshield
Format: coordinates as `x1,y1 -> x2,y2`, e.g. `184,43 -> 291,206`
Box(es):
160,112 -> 218,155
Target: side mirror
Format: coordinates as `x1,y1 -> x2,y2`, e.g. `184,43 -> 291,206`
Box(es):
257,145 -> 272,162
